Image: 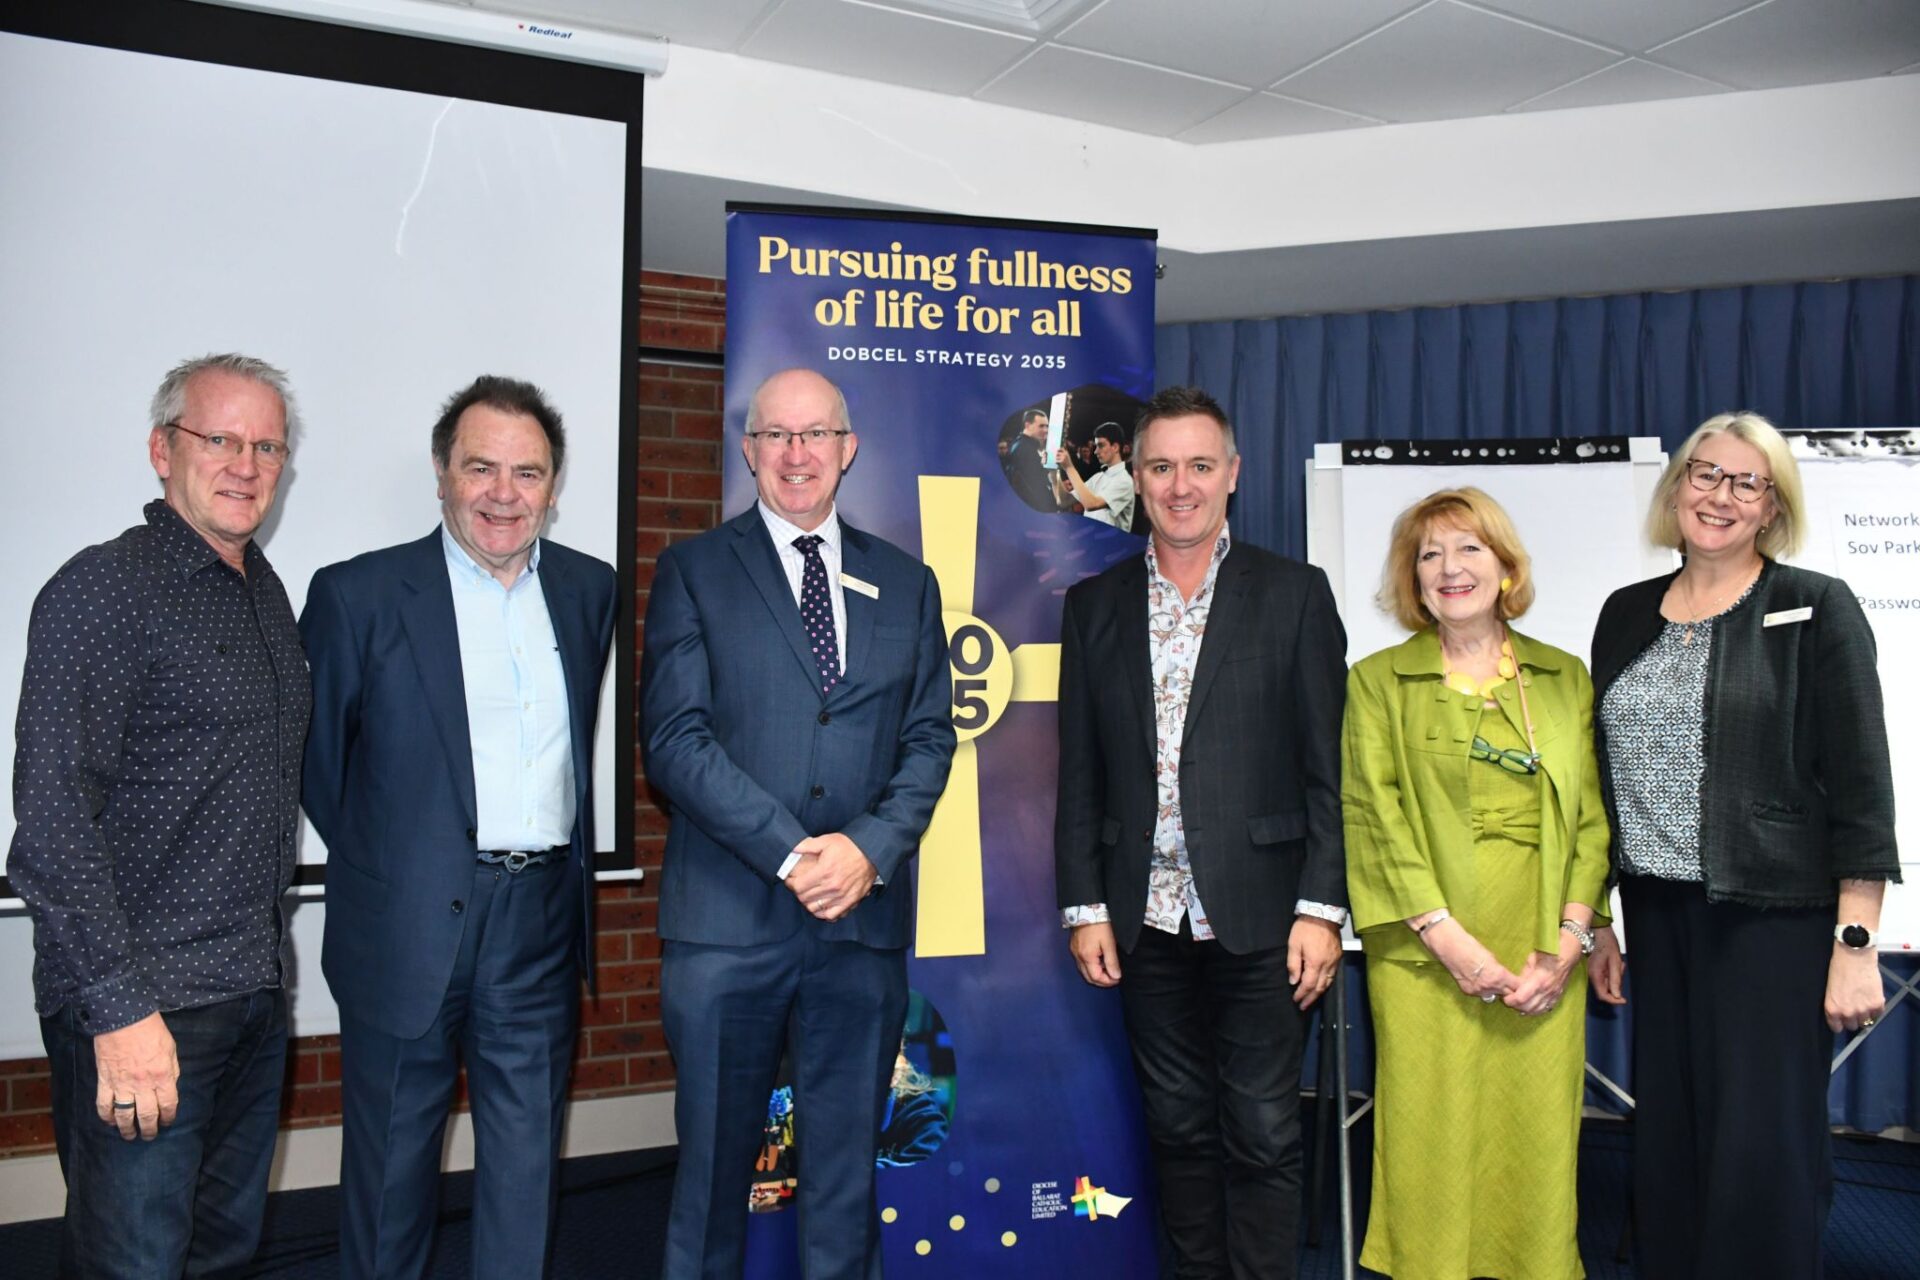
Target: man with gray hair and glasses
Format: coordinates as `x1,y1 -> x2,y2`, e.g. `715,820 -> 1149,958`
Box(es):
8,353 -> 310,1277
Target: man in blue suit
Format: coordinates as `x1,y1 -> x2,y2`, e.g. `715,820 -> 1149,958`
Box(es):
642,367 -> 955,1278
301,375 -> 617,1279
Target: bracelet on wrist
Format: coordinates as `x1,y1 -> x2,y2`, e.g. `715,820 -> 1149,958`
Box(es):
1414,909 -> 1451,938
1559,919 -> 1595,956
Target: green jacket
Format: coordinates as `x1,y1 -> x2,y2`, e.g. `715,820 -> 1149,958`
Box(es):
1342,628 -> 1611,963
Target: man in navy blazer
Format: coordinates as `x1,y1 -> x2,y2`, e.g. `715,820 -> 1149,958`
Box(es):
301,376 -> 616,1279
642,368 -> 955,1278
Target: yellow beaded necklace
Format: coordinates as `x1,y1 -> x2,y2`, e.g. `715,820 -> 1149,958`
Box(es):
1442,635 -> 1517,700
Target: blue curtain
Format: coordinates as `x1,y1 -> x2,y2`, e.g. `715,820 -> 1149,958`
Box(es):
1157,275 -> 1920,561
1159,274 -> 1920,1132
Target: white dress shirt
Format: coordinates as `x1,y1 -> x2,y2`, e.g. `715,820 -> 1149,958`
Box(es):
444,527 -> 575,852
758,502 -> 853,882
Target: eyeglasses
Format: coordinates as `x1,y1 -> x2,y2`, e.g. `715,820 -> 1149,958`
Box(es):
1684,458 -> 1772,503
167,421 -> 292,470
1471,735 -> 1539,776
746,428 -> 850,449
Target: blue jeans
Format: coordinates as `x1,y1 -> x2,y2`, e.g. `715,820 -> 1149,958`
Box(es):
42,988 -> 288,1279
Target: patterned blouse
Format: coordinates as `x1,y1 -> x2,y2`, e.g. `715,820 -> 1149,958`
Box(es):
1598,581 -> 1755,881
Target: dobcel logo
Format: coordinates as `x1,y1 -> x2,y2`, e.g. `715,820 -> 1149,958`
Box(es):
1070,1176 -> 1132,1222
914,476 -> 1060,958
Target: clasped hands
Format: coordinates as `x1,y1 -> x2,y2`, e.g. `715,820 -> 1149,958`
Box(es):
786,832 -> 877,922
1423,918 -> 1581,1017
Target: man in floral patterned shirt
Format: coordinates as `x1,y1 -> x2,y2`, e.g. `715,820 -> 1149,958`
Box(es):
1055,385 -> 1348,1278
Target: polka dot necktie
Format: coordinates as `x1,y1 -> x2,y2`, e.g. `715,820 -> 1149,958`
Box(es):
793,534 -> 841,695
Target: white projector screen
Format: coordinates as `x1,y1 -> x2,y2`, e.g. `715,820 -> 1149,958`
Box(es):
0,1 -> 640,1050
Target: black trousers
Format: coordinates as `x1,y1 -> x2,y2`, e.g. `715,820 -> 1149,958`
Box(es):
1622,875 -> 1836,1280
1119,920 -> 1309,1280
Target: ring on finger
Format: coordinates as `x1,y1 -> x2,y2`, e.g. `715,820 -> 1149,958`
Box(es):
111,1099 -> 137,1110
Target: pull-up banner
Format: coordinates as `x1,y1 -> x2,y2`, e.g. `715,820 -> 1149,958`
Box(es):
723,204 -> 1160,1278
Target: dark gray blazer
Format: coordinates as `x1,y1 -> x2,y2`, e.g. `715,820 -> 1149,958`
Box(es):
1054,542 -> 1349,955
1590,560 -> 1900,908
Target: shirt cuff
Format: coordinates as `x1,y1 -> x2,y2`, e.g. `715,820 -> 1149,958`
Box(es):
1295,900 -> 1347,925
776,851 -> 802,880
1061,903 -> 1110,929
71,974 -> 160,1036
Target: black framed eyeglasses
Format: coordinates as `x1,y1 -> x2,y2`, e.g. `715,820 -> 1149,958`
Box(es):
1471,735 -> 1539,776
1683,458 -> 1771,503
166,421 -> 292,470
746,428 -> 851,449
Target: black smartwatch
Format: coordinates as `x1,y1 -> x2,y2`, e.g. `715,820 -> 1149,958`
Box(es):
1834,922 -> 1877,950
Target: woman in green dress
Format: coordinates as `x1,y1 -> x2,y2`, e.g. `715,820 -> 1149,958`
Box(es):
1342,487 -> 1618,1279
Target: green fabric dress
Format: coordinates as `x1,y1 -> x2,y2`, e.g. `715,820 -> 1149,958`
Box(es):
1358,710 -> 1586,1280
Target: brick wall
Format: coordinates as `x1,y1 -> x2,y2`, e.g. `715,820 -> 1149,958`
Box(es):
0,270 -> 727,1159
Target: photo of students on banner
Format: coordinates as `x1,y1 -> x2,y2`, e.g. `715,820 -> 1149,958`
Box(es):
748,991 -> 958,1212
996,384 -> 1146,533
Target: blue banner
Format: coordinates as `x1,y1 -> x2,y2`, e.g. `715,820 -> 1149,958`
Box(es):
723,206 -> 1160,1277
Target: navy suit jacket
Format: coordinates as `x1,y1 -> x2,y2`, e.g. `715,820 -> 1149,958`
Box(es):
641,508 -> 955,950
301,530 -> 617,1039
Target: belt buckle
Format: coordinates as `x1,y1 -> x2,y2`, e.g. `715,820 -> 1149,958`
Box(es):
503,851 -> 531,873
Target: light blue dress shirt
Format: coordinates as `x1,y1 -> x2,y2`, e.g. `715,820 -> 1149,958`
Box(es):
443,527 -> 575,852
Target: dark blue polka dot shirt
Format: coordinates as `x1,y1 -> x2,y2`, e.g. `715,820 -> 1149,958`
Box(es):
8,500 -> 311,1033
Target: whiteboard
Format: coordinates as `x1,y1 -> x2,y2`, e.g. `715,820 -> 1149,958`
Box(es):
1782,436 -> 1919,951
1306,438 -> 1673,664
0,12 -> 637,1054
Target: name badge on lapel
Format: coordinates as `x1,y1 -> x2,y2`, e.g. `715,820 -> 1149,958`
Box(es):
840,572 -> 879,600
1763,606 -> 1812,627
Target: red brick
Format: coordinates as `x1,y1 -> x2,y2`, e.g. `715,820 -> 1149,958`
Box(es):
572,1058 -> 626,1091
627,1053 -> 677,1086
635,469 -> 669,498
630,931 -> 663,960
291,1051 -> 321,1086
673,412 -> 724,443
599,899 -> 650,930
626,993 -> 662,1023
0,1113 -> 56,1150
634,806 -> 671,837
634,530 -> 671,560
598,961 -> 661,994
8,1075 -> 51,1112
580,993 -> 630,1027
632,837 -> 666,870
320,1051 -> 341,1084
640,378 -> 719,411
595,932 -> 630,964
633,499 -> 711,532
637,405 -> 676,439
640,318 -> 722,353
588,1026 -> 666,1058
0,1058 -> 47,1077
281,1084 -> 341,1122
635,439 -> 718,471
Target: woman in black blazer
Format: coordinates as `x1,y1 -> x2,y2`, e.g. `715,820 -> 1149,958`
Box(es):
1588,411 -> 1899,1279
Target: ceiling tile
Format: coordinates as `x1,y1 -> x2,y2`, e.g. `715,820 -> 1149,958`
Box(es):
976,44 -> 1252,136
1055,0 -> 1415,88
1177,92 -> 1378,144
1274,0 -> 1617,122
1653,0 -> 1920,89
1468,0 -> 1758,54
740,0 -> 1030,96
1510,57 -> 1730,113
464,0 -> 777,49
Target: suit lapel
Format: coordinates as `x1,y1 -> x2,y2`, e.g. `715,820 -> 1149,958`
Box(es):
730,511 -> 830,700
536,544 -> 594,815
834,522 -> 878,698
1114,558 -> 1156,766
1181,547 -> 1249,736
397,532 -> 478,828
